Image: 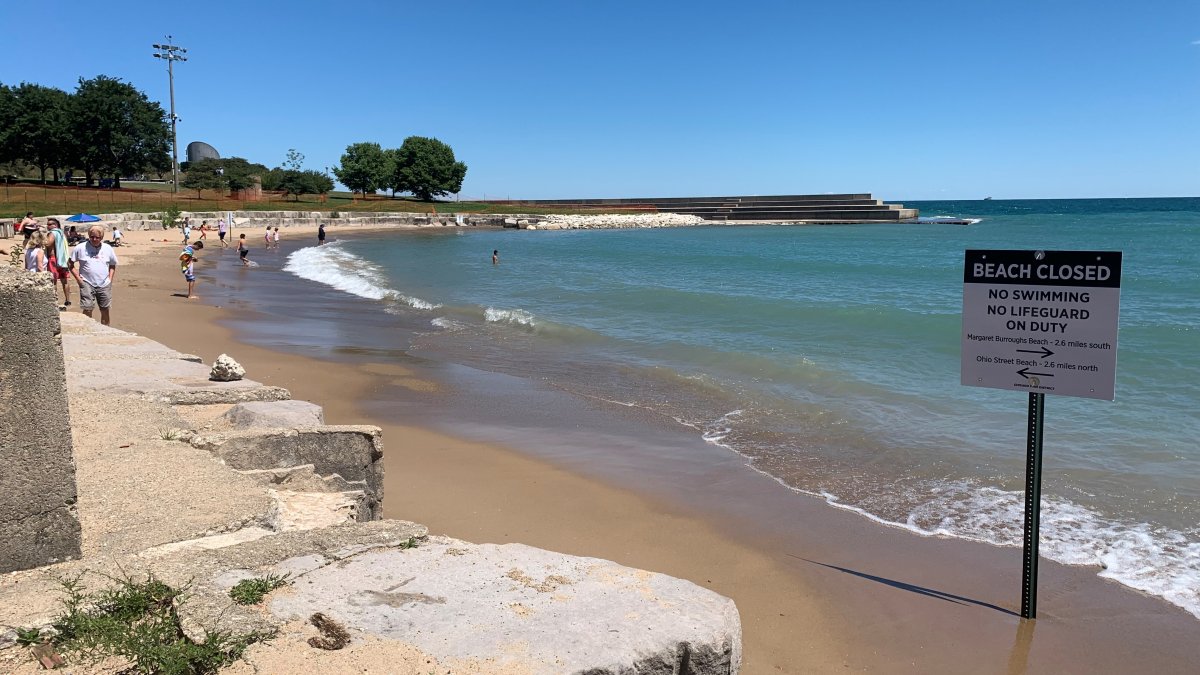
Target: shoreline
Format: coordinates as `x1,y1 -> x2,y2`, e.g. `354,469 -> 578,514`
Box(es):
104,226 -> 1200,673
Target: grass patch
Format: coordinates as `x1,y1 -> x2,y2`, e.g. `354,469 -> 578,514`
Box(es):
158,428 -> 187,441
0,184 -> 654,219
229,574 -> 291,606
15,627 -> 43,646
45,573 -> 272,674
399,537 -> 420,550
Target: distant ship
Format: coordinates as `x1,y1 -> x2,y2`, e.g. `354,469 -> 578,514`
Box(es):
983,196 -> 993,200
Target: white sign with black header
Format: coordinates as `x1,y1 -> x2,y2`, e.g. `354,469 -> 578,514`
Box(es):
961,250 -> 1122,400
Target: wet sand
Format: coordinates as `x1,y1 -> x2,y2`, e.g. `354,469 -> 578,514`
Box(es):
98,226 -> 1200,673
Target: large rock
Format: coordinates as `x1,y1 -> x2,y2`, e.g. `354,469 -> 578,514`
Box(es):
210,353 -> 246,381
266,537 -> 742,674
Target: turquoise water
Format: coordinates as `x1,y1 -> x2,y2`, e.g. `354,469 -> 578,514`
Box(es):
285,197 -> 1200,618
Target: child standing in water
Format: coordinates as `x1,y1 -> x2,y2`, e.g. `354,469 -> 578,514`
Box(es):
180,241 -> 203,298
273,227 -> 280,250
238,233 -> 250,266
492,249 -> 499,265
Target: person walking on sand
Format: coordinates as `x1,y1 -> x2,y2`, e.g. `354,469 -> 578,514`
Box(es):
318,222 -> 326,245
237,233 -> 250,266
69,225 -> 119,326
492,249 -> 499,265
198,221 -> 208,241
218,218 -> 228,248
24,231 -> 47,272
182,219 -> 191,245
180,241 -> 203,298
46,218 -> 72,307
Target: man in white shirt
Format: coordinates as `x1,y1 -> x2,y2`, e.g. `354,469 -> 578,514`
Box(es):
69,225 -> 119,325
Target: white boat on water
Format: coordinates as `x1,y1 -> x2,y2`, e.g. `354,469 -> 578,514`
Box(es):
915,215 -> 981,225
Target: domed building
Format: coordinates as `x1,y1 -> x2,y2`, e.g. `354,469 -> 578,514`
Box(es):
186,141 -> 220,163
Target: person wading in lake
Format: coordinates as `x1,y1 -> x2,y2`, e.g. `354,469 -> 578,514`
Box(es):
318,222 -> 326,245
492,249 -> 499,265
69,225 -> 119,326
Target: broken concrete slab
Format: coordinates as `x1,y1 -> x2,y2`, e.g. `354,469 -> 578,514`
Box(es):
222,400 -> 325,429
61,314 -> 290,404
265,536 -> 742,674
69,394 -> 277,558
190,427 -> 383,521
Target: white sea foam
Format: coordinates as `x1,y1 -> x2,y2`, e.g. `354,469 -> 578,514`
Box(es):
858,481 -> 1200,620
700,410 -> 743,445
675,410 -> 1200,620
431,316 -> 465,331
484,307 -> 536,326
284,244 -> 440,309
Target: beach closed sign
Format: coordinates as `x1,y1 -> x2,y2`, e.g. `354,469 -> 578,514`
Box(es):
961,250 -> 1122,400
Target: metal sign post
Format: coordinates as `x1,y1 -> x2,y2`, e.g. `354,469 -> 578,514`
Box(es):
961,250 -> 1122,620
1021,392 -> 1044,618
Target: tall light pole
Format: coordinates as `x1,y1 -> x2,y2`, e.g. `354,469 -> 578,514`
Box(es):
152,37 -> 187,193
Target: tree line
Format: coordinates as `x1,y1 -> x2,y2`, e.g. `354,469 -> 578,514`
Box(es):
0,77 -> 170,187
181,149 -> 333,201
334,138 -> 467,201
1,76 -> 469,202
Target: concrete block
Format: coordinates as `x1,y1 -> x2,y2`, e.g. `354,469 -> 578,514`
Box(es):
222,400 -> 325,429
191,426 -> 384,521
267,538 -> 742,674
0,267 -> 82,573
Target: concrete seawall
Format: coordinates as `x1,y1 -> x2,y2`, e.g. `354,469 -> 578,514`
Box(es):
0,303 -> 742,673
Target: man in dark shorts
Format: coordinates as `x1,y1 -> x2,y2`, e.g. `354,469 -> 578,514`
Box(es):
218,218 -> 229,247
318,222 -> 326,245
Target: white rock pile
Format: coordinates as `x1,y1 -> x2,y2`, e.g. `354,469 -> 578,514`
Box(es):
530,213 -> 705,230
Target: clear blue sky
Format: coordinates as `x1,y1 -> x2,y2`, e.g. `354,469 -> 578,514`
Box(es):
3,1 -> 1197,200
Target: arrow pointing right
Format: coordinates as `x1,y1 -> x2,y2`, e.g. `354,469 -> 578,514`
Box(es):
1016,347 -> 1055,358
1017,367 -> 1055,379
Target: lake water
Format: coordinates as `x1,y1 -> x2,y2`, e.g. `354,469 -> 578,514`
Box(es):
280,197 -> 1200,619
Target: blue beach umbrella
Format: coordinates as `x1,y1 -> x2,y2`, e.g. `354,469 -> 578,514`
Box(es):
65,213 -> 101,223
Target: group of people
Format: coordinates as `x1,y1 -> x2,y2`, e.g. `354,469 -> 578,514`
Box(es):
12,213 -> 343,322
18,213 -> 118,325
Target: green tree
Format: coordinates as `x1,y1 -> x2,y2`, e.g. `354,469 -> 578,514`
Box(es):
277,169 -> 333,201
391,136 -> 466,201
0,83 -> 15,167
381,148 -> 401,197
223,157 -> 270,192
283,148 -> 304,171
69,76 -> 170,187
6,83 -> 72,182
180,157 -> 227,197
333,142 -> 388,196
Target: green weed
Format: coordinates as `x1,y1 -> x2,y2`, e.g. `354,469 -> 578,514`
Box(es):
229,574 -> 291,606
46,573 -> 272,674
15,626 -> 43,646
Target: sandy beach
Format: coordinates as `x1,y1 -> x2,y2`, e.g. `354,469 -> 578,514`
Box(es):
89,224 -> 1200,673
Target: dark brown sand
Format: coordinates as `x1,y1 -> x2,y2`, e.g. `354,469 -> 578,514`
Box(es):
101,226 -> 1199,673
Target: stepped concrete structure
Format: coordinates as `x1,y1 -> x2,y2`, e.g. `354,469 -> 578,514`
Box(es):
505,193 -> 919,223
0,310 -> 742,673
